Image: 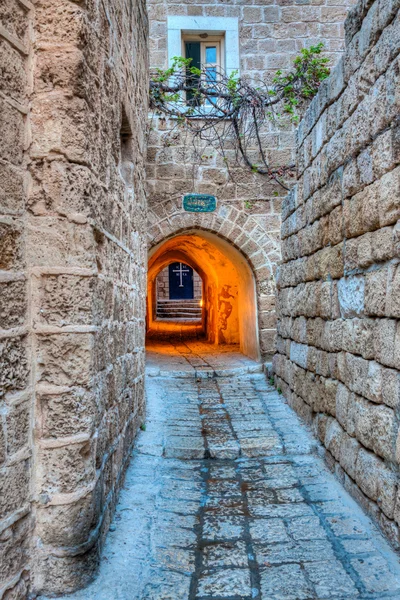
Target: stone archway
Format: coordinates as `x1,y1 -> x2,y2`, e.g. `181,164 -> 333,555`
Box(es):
147,229 -> 261,361
147,217 -> 279,359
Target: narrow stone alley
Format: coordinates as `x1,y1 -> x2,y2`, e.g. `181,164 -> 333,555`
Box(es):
45,342 -> 400,600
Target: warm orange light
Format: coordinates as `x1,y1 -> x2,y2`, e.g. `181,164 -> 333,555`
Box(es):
200,299 -> 203,307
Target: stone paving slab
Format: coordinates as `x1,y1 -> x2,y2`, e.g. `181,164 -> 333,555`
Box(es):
146,340 -> 264,378
42,342 -> 400,600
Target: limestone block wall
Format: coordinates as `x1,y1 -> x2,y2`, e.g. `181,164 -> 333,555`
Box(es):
0,1 -> 34,598
0,0 -> 149,597
147,0 -> 355,358
274,0 -> 400,548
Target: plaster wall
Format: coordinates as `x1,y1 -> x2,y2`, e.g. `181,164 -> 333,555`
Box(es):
274,0 -> 400,548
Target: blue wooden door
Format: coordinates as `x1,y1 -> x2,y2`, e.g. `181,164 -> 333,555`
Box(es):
169,263 -> 194,299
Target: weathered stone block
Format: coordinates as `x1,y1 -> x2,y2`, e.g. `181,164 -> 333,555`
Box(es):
0,515 -> 31,590
0,280 -> 26,329
0,460 -> 30,520
377,164 -> 400,228
354,397 -> 397,461
35,546 -> 99,596
0,221 -> 24,271
6,401 -> 30,456
0,162 -> 25,216
28,160 -> 96,218
337,276 -> 364,318
38,440 -> 95,497
0,422 -> 5,466
27,218 -> 95,269
36,492 -> 99,547
341,318 -> 374,360
0,0 -> 29,43
374,319 -> 397,368
0,99 -> 24,165
0,40 -> 27,104
260,329 -> 276,355
339,433 -> 360,480
34,0 -> 90,54
0,336 -> 29,398
37,275 -> 95,327
34,48 -> 98,110
382,367 -> 400,409
289,341 -> 308,369
325,417 -> 344,461
386,264 -> 400,318
30,95 -> 94,163
364,267 -> 388,316
336,382 -> 350,431
340,352 -> 369,397
363,360 -> 383,403
36,333 -> 94,387
39,389 -> 97,439
355,448 -> 397,519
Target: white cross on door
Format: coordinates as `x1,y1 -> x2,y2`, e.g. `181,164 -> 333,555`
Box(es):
172,263 -> 190,287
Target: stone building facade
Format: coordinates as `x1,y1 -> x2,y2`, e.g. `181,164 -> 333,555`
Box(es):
274,0 -> 400,548
146,0 -> 355,359
0,0 -> 148,597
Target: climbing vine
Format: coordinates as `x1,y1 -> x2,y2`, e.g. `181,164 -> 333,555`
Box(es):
150,44 -> 330,188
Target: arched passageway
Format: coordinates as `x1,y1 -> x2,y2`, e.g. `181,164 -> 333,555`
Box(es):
146,229 -> 261,361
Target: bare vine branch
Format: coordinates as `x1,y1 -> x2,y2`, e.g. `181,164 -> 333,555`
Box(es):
149,44 -> 330,188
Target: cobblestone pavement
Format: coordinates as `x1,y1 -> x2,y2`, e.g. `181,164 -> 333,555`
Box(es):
50,342 -> 400,600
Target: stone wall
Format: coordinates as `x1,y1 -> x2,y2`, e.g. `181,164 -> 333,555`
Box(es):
274,0 -> 400,548
0,0 -> 148,597
147,0 -> 355,358
0,1 -> 34,598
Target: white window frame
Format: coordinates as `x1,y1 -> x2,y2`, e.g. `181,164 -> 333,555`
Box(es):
182,36 -> 223,109
202,41 -> 221,107
167,16 -> 240,77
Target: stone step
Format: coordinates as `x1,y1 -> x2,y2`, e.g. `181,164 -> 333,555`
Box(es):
156,298 -> 202,321
157,308 -> 202,314
155,317 -> 202,322
156,313 -> 202,319
157,302 -> 200,308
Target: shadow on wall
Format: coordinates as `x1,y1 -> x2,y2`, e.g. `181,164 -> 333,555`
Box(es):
147,229 -> 260,361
